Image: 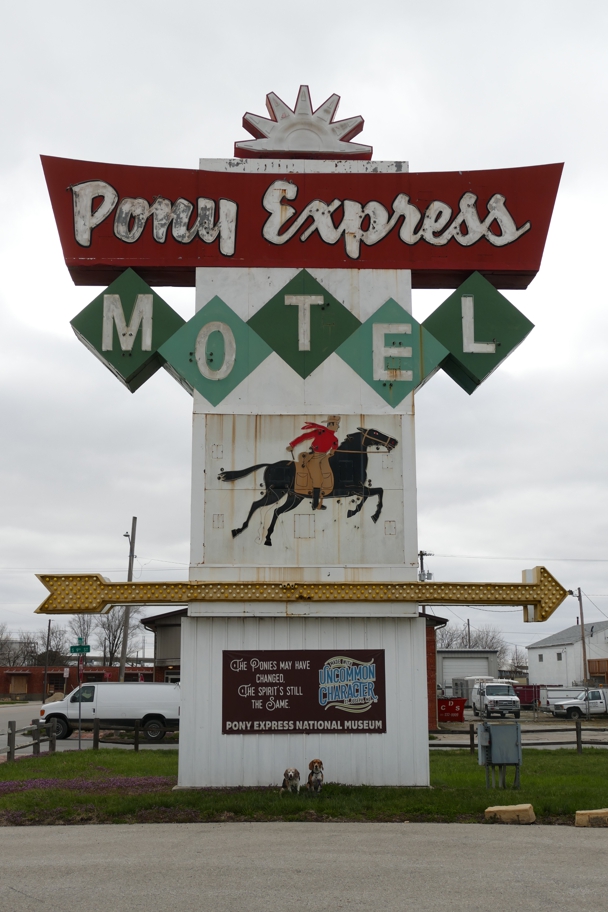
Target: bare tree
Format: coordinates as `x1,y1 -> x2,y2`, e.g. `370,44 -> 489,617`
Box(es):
472,625 -> 509,667
67,615 -> 95,646
95,608 -> 142,665
0,633 -> 26,665
0,622 -> 11,664
436,621 -> 509,666
509,645 -> 528,676
15,631 -> 39,666
36,625 -> 68,666
436,625 -> 462,650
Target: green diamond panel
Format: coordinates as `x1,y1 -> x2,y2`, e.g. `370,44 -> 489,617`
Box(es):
158,296 -> 272,406
422,272 -> 534,395
336,299 -> 449,407
247,270 -> 361,379
70,268 -> 185,393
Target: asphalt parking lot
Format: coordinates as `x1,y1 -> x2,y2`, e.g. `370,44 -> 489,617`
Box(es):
1,822 -> 606,912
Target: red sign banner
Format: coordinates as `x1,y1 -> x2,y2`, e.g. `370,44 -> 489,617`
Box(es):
222,649 -> 386,734
42,156 -> 562,289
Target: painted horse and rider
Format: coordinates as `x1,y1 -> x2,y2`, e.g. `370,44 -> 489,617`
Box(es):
218,417 -> 398,546
287,416 -> 341,512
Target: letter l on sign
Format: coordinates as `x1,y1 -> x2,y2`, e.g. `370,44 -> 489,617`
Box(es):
461,295 -> 496,354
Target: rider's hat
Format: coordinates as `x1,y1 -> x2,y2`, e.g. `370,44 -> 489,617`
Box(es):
326,415 -> 341,426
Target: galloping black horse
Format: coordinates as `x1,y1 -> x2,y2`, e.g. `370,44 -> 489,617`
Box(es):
218,427 -> 398,546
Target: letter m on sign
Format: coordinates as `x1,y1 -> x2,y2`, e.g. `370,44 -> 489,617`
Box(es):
102,294 -> 153,352
70,268 -> 185,392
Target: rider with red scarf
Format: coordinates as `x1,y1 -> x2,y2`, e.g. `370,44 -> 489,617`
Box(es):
287,417 -> 341,510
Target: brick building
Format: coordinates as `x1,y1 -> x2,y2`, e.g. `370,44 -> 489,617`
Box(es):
0,665 -> 154,701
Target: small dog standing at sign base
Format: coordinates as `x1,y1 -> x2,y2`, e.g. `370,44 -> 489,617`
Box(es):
280,768 -> 301,795
307,759 -> 324,793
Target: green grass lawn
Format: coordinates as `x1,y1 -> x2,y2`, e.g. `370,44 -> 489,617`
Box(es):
0,748 -> 606,825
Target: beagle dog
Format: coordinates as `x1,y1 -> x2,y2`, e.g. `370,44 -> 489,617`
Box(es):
307,759 -> 324,793
280,768 -> 301,795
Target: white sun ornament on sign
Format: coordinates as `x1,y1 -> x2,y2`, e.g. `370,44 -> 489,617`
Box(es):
234,85 -> 373,160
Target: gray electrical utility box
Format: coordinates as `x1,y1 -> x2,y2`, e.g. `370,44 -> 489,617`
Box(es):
478,722 -> 522,766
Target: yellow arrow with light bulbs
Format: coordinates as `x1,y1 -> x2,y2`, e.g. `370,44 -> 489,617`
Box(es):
34,566 -> 567,622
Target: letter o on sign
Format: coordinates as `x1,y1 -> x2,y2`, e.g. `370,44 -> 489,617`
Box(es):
195,321 -> 236,380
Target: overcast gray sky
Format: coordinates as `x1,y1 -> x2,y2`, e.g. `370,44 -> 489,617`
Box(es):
1,1 -> 606,656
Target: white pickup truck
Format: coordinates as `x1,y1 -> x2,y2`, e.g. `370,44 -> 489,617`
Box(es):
552,689 -> 608,719
471,682 -> 521,718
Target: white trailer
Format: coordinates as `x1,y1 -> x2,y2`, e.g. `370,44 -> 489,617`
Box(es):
452,676 -> 494,707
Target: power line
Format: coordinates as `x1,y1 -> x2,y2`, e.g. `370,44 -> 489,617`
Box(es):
439,606 -> 525,651
464,606 -> 521,613
433,554 -> 608,563
582,590 -> 608,621
429,603 -> 522,614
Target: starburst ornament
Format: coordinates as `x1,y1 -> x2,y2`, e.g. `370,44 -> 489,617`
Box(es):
235,85 -> 372,160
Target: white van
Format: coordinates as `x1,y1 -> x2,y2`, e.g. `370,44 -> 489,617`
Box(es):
471,681 -> 520,718
39,682 -> 180,742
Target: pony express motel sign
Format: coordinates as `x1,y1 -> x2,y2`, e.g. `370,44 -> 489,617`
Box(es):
39,88 -> 566,787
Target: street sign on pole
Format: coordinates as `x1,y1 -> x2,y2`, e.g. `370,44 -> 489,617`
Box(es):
69,644 -> 91,654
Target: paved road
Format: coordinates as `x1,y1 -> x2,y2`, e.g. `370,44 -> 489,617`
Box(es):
0,822 -> 605,912
0,702 -> 42,730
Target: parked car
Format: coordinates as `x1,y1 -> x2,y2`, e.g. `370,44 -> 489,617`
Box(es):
553,689 -> 608,719
471,681 -> 521,718
38,682 -> 180,741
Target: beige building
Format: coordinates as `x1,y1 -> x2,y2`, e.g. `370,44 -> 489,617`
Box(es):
142,610 -> 184,682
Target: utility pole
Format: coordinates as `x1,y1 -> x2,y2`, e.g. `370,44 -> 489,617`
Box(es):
577,587 -> 589,685
418,550 -> 434,582
118,517 -> 137,683
467,618 -> 471,649
42,619 -> 51,705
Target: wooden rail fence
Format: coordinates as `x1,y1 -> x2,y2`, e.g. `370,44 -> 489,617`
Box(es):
431,721 -> 607,754
0,720 -> 57,762
92,720 -> 177,751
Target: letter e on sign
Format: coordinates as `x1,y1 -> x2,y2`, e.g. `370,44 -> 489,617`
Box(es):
372,324 -> 413,382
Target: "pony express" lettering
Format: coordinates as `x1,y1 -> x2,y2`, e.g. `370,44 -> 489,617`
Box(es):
70,178 -> 531,261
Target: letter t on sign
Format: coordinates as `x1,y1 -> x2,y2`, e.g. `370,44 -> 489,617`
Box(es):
461,295 -> 496,354
285,295 -> 324,350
